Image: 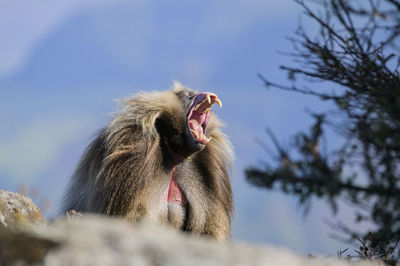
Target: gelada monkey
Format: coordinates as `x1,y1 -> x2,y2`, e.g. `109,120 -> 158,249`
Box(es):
62,82 -> 233,240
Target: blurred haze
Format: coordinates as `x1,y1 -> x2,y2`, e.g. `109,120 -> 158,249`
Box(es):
0,0 -> 352,254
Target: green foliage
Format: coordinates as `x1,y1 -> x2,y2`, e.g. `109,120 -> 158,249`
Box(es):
246,0 -> 400,262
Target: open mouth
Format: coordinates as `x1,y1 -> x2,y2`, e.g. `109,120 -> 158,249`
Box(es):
187,92 -> 222,145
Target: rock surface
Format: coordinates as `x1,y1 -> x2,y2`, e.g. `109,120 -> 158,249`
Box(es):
0,189 -> 47,227
0,215 -> 377,266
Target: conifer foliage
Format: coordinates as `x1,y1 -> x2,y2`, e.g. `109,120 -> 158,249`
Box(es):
246,0 -> 400,260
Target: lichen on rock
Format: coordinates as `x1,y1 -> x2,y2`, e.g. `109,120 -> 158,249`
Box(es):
0,189 -> 47,227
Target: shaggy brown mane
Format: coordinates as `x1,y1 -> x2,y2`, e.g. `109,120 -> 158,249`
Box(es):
63,82 -> 234,240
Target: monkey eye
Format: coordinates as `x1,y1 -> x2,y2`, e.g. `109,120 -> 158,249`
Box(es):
181,90 -> 196,99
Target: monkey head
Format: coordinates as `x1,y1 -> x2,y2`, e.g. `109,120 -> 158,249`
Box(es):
155,84 -> 222,160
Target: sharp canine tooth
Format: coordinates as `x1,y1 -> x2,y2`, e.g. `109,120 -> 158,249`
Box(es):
205,136 -> 212,142
206,95 -> 211,104
215,98 -> 222,108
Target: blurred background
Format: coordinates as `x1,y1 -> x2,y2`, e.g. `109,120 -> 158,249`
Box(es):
0,0 -> 350,254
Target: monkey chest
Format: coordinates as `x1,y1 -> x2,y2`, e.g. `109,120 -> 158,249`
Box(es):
142,168 -> 189,229
164,170 -> 187,229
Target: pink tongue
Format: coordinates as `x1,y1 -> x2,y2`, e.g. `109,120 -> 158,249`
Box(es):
188,119 -> 203,138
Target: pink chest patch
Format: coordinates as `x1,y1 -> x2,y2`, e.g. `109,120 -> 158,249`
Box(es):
167,167 -> 187,205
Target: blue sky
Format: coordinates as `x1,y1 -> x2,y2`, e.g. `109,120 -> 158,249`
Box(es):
0,0 -> 356,254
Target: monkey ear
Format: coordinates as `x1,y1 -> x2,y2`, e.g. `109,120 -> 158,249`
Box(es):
172,80 -> 185,92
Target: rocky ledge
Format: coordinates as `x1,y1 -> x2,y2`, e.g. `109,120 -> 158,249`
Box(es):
0,189 -> 376,266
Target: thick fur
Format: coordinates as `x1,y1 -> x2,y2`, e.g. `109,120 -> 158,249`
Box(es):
62,82 -> 233,240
